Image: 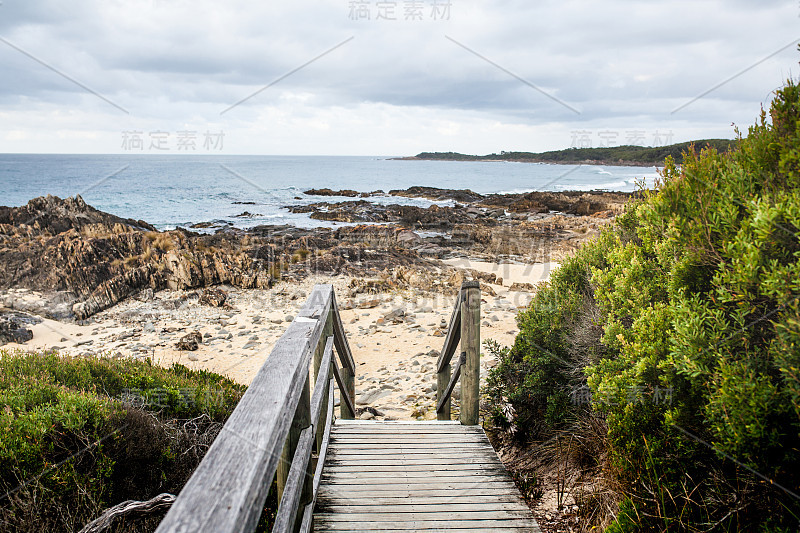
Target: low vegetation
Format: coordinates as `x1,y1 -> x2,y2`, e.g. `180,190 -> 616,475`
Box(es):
416,139 -> 735,165
487,80 -> 800,531
0,350 -> 250,532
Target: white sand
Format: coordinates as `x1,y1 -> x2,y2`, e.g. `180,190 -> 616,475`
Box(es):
3,261 -> 559,420
442,258 -> 560,287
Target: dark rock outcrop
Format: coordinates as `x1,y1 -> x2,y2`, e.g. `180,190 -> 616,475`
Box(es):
0,316 -> 34,345
199,288 -> 227,307
389,186 -> 483,203
175,331 -> 202,350
304,188 -> 383,198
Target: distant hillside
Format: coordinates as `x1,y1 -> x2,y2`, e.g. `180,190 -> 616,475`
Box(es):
408,139 -> 735,166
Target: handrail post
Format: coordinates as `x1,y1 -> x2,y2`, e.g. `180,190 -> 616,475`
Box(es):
340,365 -> 355,419
277,375 -> 312,512
436,362 -> 451,420
460,281 -> 480,426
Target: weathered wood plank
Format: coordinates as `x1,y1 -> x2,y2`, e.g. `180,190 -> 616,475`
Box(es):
314,519 -> 539,530
321,468 -> 511,476
331,428 -> 487,438
318,488 -> 524,498
333,434 -> 484,447
315,529 -> 536,533
329,442 -> 494,450
326,457 -> 499,466
327,451 -> 497,458
277,371 -> 313,522
316,510 -> 533,521
333,419 -> 460,425
324,464 -> 506,473
316,502 -> 531,513
331,431 -> 486,438
339,366 -> 355,420
299,379 -> 335,533
336,441 -> 491,453
315,527 -> 538,532
320,476 -> 514,486
330,433 -> 491,442
321,477 -> 511,487
156,285 -> 333,533
328,452 -> 497,460
331,425 -> 484,432
273,426 -> 315,533
298,503 -> 314,533
318,496 -> 528,506
437,361 -> 452,420
314,379 -> 335,496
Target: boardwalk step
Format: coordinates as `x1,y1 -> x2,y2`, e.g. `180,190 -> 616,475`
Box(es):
314,421 -> 541,532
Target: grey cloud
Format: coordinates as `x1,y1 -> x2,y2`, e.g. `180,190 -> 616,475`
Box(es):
0,0 -> 797,153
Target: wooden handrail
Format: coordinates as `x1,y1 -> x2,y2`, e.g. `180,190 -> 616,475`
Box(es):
273,337 -> 335,533
298,379 -> 334,533
156,285 -> 355,533
435,281 -> 481,425
436,351 -> 465,414
436,291 -> 463,373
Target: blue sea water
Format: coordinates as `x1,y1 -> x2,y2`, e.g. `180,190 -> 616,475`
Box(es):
0,154 -> 659,230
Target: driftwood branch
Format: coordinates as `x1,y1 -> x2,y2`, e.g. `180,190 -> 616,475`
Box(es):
79,493 -> 175,533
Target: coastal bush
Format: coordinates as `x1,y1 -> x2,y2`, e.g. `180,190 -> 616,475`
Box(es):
0,349 -> 248,532
487,80 -> 800,530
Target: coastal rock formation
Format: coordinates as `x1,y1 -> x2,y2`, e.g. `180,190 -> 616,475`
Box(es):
0,193 -> 156,235
1,196 -> 276,320
388,186 -> 483,203
175,331 -> 202,351
0,315 -> 34,345
1,188 -> 630,320
199,288 -> 227,307
289,201 -> 499,228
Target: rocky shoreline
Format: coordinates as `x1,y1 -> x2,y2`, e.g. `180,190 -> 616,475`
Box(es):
1,187 -> 631,419
0,188 -> 630,322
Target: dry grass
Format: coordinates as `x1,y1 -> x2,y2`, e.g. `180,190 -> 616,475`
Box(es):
487,413 -> 623,533
144,232 -> 175,252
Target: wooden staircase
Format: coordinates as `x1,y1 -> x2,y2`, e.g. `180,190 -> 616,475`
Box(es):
315,420 -> 541,532
156,283 -> 541,533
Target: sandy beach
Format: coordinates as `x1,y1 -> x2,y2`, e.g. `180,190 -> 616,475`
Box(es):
3,259 -> 557,420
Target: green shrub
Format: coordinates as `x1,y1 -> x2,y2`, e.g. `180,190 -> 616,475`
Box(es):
0,349 -> 246,532
486,245 -> 609,437
487,79 -> 800,530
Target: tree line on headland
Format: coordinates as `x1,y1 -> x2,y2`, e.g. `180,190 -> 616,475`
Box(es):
407,139 -> 736,166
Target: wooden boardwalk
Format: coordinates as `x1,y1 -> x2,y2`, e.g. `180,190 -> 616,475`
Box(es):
315,420 -> 541,532
156,283 -> 541,533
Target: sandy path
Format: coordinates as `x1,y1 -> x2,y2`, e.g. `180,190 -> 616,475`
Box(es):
442,258 -> 560,287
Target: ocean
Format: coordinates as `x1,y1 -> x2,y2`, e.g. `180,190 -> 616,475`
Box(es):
0,154 -> 659,230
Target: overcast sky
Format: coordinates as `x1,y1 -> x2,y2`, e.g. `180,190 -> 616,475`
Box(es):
0,0 -> 798,155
